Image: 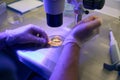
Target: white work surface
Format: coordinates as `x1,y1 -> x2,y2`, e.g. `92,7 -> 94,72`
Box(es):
5,7 -> 119,80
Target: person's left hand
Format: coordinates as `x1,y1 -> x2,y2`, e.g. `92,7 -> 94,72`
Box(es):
5,24 -> 48,49
71,16 -> 102,42
63,15 -> 102,47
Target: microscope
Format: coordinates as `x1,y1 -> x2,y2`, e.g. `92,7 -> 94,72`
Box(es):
43,0 -> 105,27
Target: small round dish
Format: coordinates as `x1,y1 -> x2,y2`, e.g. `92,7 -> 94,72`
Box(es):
48,35 -> 64,47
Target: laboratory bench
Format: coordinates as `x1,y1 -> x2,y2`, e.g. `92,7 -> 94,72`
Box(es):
0,1 -> 120,80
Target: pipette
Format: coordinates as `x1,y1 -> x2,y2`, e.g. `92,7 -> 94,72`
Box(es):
104,29 -> 120,72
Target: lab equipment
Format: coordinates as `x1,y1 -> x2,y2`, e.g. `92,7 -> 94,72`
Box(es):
43,0 -> 65,27
8,13 -> 23,25
43,0 -> 105,27
48,35 -> 64,47
68,0 -> 105,24
104,29 -> 120,73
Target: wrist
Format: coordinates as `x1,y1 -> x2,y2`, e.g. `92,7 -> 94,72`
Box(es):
63,35 -> 82,48
64,42 -> 81,48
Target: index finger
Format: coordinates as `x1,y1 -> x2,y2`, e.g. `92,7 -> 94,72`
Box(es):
79,16 -> 99,24
30,24 -> 49,42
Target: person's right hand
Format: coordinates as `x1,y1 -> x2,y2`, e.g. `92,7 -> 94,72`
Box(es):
65,15 -> 102,45
5,24 -> 48,50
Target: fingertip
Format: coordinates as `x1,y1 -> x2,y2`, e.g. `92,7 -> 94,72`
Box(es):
94,17 -> 102,27
97,18 -> 103,25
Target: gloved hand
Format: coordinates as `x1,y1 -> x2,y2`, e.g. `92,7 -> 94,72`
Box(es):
63,15 -> 102,47
5,24 -> 48,49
